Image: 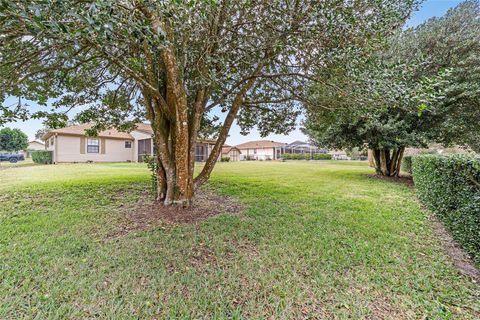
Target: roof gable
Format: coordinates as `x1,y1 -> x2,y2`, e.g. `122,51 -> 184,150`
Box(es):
42,123 -> 134,141
235,140 -> 286,149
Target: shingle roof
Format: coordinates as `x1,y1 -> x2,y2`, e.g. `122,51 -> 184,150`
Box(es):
222,146 -> 241,154
134,123 -> 154,134
42,123 -> 134,141
42,123 -> 220,144
235,140 -> 286,149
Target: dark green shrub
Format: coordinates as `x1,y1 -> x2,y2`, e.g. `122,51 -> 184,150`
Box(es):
311,153 -> 332,160
283,153 -> 332,160
401,155 -> 413,174
412,155 -> 480,264
350,156 -> 367,161
221,156 -> 230,162
31,150 -> 53,164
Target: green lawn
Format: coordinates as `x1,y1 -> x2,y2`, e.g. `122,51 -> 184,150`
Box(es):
0,161 -> 478,319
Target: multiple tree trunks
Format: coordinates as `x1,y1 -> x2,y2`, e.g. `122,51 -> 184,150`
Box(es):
372,147 -> 405,177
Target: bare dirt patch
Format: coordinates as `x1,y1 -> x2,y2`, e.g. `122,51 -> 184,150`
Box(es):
429,215 -> 480,284
366,173 -> 414,188
109,188 -> 244,237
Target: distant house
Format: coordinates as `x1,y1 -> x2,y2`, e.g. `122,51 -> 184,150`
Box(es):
328,149 -> 348,159
235,140 -> 286,160
24,140 -> 45,158
221,145 -> 241,161
283,141 -> 326,155
42,123 -> 215,163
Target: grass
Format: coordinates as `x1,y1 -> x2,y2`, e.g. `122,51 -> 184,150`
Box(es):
0,161 -> 478,319
0,158 -> 38,169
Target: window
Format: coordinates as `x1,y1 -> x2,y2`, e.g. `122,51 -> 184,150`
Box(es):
87,138 -> 99,153
50,138 -> 54,145
253,149 -> 257,154
125,141 -> 132,148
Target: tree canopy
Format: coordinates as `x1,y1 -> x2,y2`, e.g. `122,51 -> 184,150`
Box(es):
0,0 -> 418,204
0,128 -> 28,152
394,0 -> 480,151
304,0 -> 480,176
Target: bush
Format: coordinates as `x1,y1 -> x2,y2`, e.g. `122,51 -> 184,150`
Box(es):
401,155 -> 413,174
412,155 -> 480,264
313,153 -> 332,160
31,150 -> 53,164
282,153 -> 332,160
221,156 -> 230,162
350,156 -> 367,161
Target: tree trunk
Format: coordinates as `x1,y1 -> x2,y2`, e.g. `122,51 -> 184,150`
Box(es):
372,147 -> 405,177
136,7 -> 268,207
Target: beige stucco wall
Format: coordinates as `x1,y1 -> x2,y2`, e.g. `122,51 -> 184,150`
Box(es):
225,150 -> 241,161
53,135 -> 134,163
27,141 -> 45,150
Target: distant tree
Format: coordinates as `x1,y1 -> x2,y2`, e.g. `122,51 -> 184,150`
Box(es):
34,128 -> 48,140
0,1 -> 418,205
0,128 -> 28,152
304,0 -> 480,176
304,59 -> 451,176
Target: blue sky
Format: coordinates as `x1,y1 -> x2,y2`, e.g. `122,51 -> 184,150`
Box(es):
2,0 -> 462,144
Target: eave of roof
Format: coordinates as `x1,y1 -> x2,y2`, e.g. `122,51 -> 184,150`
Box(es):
42,124 -> 134,141
235,140 -> 287,149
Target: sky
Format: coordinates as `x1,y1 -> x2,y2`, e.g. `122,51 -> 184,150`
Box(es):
2,0 -> 463,145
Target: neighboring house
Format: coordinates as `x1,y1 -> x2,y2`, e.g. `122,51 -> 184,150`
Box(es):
236,140 -> 286,160
221,145 -> 241,162
328,149 -> 348,159
24,140 -> 45,158
42,123 -> 216,163
283,141 -> 326,155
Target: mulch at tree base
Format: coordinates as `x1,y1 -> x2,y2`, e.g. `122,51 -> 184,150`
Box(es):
365,173 -> 414,187
109,189 -> 244,237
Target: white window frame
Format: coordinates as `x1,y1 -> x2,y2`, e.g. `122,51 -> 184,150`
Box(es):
87,138 -> 99,153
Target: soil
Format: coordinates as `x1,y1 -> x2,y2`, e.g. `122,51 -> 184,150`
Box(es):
366,173 -> 414,188
109,188 -> 244,237
429,215 -> 480,283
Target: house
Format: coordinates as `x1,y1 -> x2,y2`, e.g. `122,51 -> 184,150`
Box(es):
42,123 -> 216,163
24,140 -> 45,158
235,140 -> 286,160
221,145 -> 241,161
283,141 -> 326,155
328,149 -> 348,160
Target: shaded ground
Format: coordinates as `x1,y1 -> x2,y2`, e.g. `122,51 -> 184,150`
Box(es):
429,215 -> 480,283
366,173 -> 414,187
368,172 -> 479,283
110,188 -> 244,237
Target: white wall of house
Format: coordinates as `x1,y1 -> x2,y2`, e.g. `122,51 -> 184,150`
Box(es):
50,135 -> 134,163
239,147 -> 276,160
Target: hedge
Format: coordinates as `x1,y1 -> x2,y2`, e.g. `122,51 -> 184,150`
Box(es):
282,153 -> 332,160
401,155 -> 413,174
31,150 -> 53,164
412,154 -> 480,264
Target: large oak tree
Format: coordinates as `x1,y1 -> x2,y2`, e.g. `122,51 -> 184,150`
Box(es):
0,0 -> 417,205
